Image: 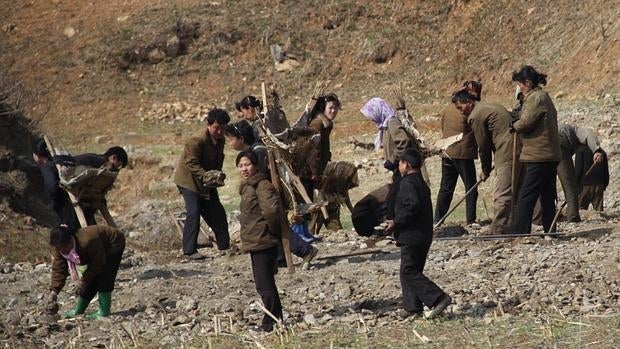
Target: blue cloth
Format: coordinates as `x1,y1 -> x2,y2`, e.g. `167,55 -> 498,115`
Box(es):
291,222 -> 318,242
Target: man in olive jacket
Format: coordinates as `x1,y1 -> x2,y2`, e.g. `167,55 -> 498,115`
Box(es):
174,109 -> 231,259
452,90 -> 520,234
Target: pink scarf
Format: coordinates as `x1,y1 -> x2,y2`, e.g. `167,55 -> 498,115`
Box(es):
60,238 -> 81,281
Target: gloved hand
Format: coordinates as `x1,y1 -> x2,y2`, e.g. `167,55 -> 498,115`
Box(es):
200,170 -> 226,188
383,160 -> 396,171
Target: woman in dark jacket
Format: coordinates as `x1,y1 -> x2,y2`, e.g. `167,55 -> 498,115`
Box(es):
511,65 -> 562,234
385,149 -> 451,319
48,224 -> 125,319
237,150 -> 283,332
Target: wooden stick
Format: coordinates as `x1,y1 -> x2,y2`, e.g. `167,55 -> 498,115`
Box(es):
278,160 -> 328,219
316,248 -> 388,260
433,168 -> 493,229
510,132 -> 518,222
435,232 -> 565,241
261,82 -> 295,274
44,135 -> 88,228
547,162 -> 597,233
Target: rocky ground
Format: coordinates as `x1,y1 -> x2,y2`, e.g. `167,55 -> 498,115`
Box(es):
1,212 -> 618,348
1,101 -> 619,348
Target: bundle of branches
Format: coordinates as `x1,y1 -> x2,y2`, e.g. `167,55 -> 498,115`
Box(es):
391,83 -> 431,156
264,90 -> 290,141
320,161 -> 359,205
292,80 -> 329,128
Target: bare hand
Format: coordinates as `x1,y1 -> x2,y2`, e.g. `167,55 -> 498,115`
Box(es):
479,171 -> 489,181
593,152 -> 603,164
385,220 -> 395,232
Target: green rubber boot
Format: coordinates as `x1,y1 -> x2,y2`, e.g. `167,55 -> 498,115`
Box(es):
63,297 -> 90,318
87,292 -> 111,319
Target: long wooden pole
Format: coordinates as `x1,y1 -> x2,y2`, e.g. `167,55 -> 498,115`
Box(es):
547,162 -> 598,233
433,166 -> 494,229
261,83 -> 295,273
44,135 -> 88,228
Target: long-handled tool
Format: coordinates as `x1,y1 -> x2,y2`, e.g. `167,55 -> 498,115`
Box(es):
433,167 -> 493,229
547,162 -> 598,233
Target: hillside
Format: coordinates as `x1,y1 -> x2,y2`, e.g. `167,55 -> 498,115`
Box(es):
1,1 -> 619,348
2,0 -> 618,138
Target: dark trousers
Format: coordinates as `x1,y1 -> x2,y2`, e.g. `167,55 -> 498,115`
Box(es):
278,231 -> 312,266
512,162 -> 558,234
579,185 -> 605,211
179,187 -> 229,254
434,158 -> 478,224
400,242 -> 445,312
81,242 -> 125,302
250,246 -> 283,330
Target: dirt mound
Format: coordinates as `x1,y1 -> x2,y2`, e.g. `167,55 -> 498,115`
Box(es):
0,95 -> 56,227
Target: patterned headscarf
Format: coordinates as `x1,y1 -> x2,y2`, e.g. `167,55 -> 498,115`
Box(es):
360,98 -> 396,150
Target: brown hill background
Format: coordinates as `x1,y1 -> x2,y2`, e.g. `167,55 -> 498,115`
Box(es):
3,0 -> 619,139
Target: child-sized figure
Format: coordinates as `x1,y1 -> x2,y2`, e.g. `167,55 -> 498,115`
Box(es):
385,148 -> 452,319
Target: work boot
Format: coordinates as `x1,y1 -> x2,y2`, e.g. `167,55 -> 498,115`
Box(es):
301,246 -> 319,269
87,292 -> 112,320
424,294 -> 452,319
64,296 -> 90,318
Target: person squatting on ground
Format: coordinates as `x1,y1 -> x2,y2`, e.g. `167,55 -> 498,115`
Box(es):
237,150 -> 284,332
306,93 -> 342,233
435,81 -> 480,226
385,148 -> 452,319
510,65 -> 562,234
174,108 -> 231,260
452,90 -> 519,234
575,145 -> 609,211
48,224 -> 125,319
33,141 -> 128,226
224,120 -> 319,267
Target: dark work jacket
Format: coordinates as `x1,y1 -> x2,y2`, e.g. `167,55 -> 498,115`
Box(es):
51,225 -> 125,295
393,171 -> 433,245
74,153 -> 107,168
41,161 -> 69,217
575,146 -> 609,186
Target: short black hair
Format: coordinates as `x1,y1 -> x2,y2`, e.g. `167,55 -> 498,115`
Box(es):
451,89 -> 476,104
33,139 -> 51,158
103,146 -> 128,168
235,150 -> 258,166
512,65 -> 548,87
207,108 -> 231,125
49,224 -> 77,246
224,120 -> 256,145
235,96 -> 262,112
401,148 -> 422,168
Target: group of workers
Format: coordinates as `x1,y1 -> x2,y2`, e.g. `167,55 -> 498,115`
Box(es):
38,64 -> 610,332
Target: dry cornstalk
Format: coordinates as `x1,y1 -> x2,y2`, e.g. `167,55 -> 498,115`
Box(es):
412,327 -> 431,343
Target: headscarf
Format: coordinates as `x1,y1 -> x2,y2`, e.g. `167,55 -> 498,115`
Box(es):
360,98 -> 396,150
60,237 -> 81,281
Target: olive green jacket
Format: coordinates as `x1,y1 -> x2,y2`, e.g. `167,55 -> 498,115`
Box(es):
51,225 -> 125,295
467,102 -> 514,175
513,87 -> 561,162
440,104 -> 478,159
173,129 -> 225,196
239,173 -> 281,252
